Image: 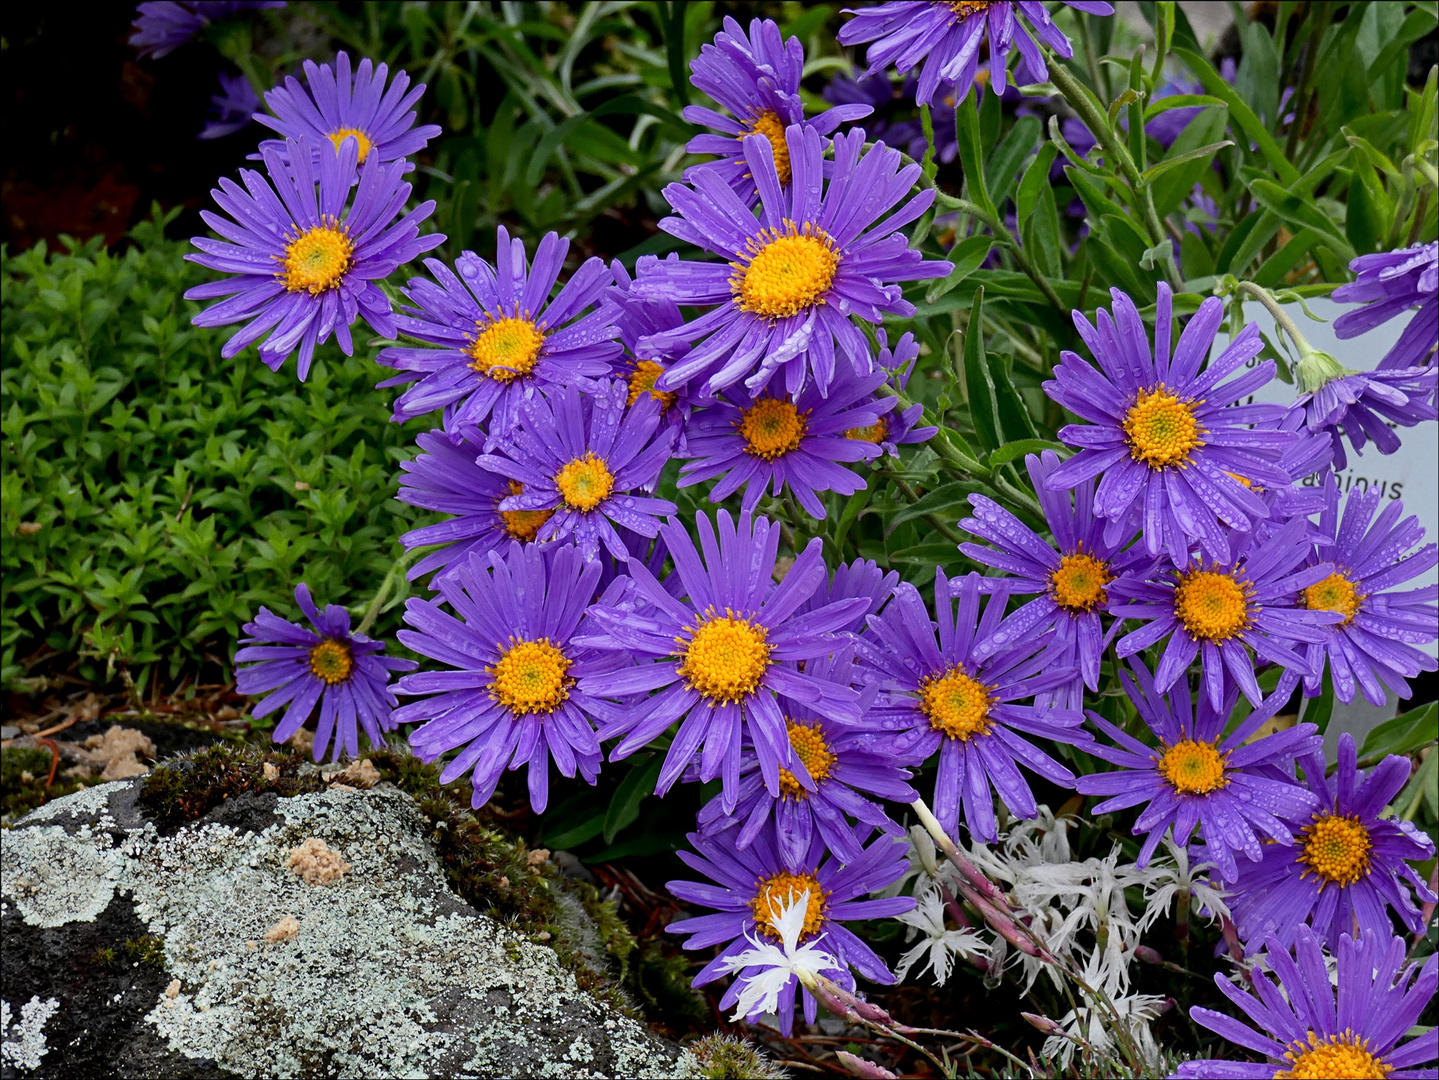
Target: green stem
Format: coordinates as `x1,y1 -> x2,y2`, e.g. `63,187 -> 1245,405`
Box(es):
357,549 -> 422,637
934,191 -> 1070,312
886,471 -> 966,545
1234,281 -> 1314,357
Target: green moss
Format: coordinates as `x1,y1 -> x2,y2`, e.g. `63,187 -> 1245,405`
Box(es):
628,941 -> 709,1031
94,946 -> 117,967
122,936 -> 167,968
138,742 -> 323,827
689,1033 -> 789,1080
1,745 -> 109,823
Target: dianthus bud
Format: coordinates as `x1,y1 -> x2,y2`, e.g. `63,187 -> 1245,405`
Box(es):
1022,1012 -> 1067,1037
1134,945 -> 1164,965
836,1051 -> 898,1079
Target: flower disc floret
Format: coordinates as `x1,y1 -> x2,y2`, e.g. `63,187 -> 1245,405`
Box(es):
282,222 -> 354,295
1299,813 -> 1373,888
554,453 -> 615,512
489,638 -> 572,716
1277,1032 -> 1390,1079
308,640 -> 354,685
679,613 -> 772,703
844,418 -> 888,444
733,223 -> 841,320
1303,571 -> 1362,625
1174,568 -> 1252,643
1124,386 -> 1205,468
1050,550 -> 1111,612
740,398 -> 807,460
470,315 -> 546,383
1158,738 -> 1228,795
778,721 -> 837,799
920,667 -> 993,742
499,480 -> 553,541
626,360 -> 677,409
746,110 -> 791,183
327,126 -> 374,162
751,871 -> 827,940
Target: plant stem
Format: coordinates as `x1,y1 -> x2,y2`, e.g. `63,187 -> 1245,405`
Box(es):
934,191 -> 1070,313
1234,281 -> 1314,356
357,548 -> 421,637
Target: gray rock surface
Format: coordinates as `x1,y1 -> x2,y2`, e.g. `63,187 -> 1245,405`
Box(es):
1,779 -> 702,1079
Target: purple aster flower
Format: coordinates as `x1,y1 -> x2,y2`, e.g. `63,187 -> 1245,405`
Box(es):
958,450 -> 1145,711
1230,733 -> 1437,951
848,330 -> 937,458
1291,354 -> 1438,470
1177,928 -> 1438,1079
130,1 -> 283,59
1334,242 -> 1439,372
677,368 -> 888,519
235,583 -> 416,762
578,509 -> 868,811
801,556 -> 899,632
1108,515 -> 1343,711
256,52 -> 442,169
378,228 -> 619,440
602,259 -> 697,452
1044,284 -> 1298,567
667,821 -> 913,1036
185,136 -> 441,379
1076,660 -> 1321,882
396,428 -> 558,584
837,1 -> 1115,107
1273,474 -> 1438,708
472,379 -> 677,561
684,17 -> 871,202
696,647 -> 916,869
394,542 -> 614,812
823,72 -> 910,147
199,71 -> 261,140
858,569 -> 1090,843
634,127 -> 950,399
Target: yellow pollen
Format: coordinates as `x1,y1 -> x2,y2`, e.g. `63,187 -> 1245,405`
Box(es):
1276,1031 -> 1391,1079
745,109 -> 792,184
626,360 -> 677,410
1050,549 -> 1112,612
777,721 -> 837,800
469,315 -> 546,383
1174,567 -> 1252,642
1304,571 -> 1363,626
920,667 -> 993,742
1299,813 -> 1373,888
945,0 -> 995,18
845,418 -> 889,444
308,640 -> 353,685
1157,738 -> 1229,795
1123,386 -> 1205,468
498,479 -> 553,542
1224,470 -> 1255,489
750,871 -> 827,940
281,221 -> 353,294
326,127 -> 375,163
554,453 -> 615,512
732,222 -> 840,320
489,638 -> 572,716
739,397 -> 807,460
677,612 -> 771,704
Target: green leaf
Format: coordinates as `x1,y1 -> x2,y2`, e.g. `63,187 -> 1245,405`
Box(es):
658,1 -> 691,108
602,754 -> 662,844
1173,47 -> 1299,185
1140,139 -> 1234,186
1345,168 -> 1385,255
989,354 -> 1040,442
1142,94 -> 1229,119
888,482 -> 986,529
1248,178 -> 1356,262
957,291 -> 1001,453
526,113 -> 591,187
986,116 -> 1043,209
986,439 -> 1066,468
1016,143 -> 1060,227
1358,702 -> 1439,767
924,235 -> 993,304
954,98 -> 997,217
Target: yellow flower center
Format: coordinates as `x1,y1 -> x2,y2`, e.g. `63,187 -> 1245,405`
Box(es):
1304,571 -> 1363,626
554,453 -> 614,512
1174,567 -> 1253,643
920,667 -> 993,742
845,418 -> 889,444
281,222 -> 353,294
308,640 -> 353,685
744,109 -> 792,185
777,721 -> 837,800
326,127 -> 374,163
1277,1032 -> 1391,1079
498,479 -> 553,542
469,315 -> 546,383
489,638 -> 572,716
626,360 -> 677,411
1299,813 -> 1373,888
677,612 -> 771,704
946,0 -> 995,19
739,397 -> 807,460
1123,386 -> 1205,469
750,870 -> 827,941
732,222 -> 840,321
1157,738 -> 1229,795
1050,549 -> 1112,613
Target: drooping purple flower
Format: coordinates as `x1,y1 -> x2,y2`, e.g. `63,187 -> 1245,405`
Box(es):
667,821 -> 913,1036
185,137 -> 441,379
199,71 -> 261,140
1108,515 -> 1342,711
1044,284 -> 1298,567
1229,733 -> 1437,951
677,368 -> 888,519
837,1 -> 1115,107
857,569 -> 1090,843
696,647 -> 916,869
130,1 -> 283,59
378,228 -> 619,440
256,52 -> 442,169
578,510 -> 867,812
473,379 -> 677,561
236,583 -> 415,762
396,428 -> 558,584
684,17 -> 871,203
634,127 -> 950,400
1333,241 -> 1439,372
958,450 -> 1145,711
1291,359 -> 1438,470
1176,928 -> 1437,1079
1272,474 -> 1438,708
394,543 -> 615,813
1077,660 -> 1321,882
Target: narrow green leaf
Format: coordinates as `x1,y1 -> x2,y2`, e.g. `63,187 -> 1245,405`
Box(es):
603,754 -> 662,844
987,439 -> 1066,468
959,290 -> 1001,453
1248,178 -> 1356,261
924,235 -> 993,304
1358,701 -> 1439,766
660,1 -> 691,107
1140,140 -> 1234,185
954,99 -> 996,216
1142,94 -> 1229,119
989,354 -> 1040,442
888,481 -> 986,529
1173,47 -> 1299,185
1017,143 -> 1060,227
986,115 -> 1043,208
